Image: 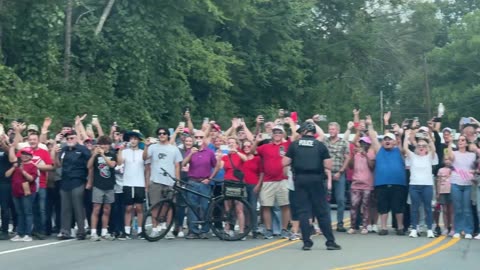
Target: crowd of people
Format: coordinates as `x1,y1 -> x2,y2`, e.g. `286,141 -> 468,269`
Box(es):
0,108 -> 480,247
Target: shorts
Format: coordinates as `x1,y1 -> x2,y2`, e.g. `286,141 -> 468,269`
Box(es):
260,180 -> 289,207
375,185 -> 406,214
438,194 -> 452,205
92,187 -> 115,204
123,186 -> 146,205
289,190 -> 299,221
149,182 -> 174,205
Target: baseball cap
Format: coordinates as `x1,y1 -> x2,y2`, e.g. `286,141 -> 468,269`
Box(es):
384,133 -> 396,140
27,124 -> 39,132
211,124 -> 221,132
359,136 -> 372,144
272,125 -> 285,133
20,147 -> 34,156
442,127 -> 452,134
64,130 -> 77,136
183,127 -> 191,134
419,126 -> 429,133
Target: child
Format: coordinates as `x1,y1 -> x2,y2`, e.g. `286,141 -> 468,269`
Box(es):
87,136 -> 117,241
348,137 -> 375,234
436,157 -> 454,236
6,147 -> 39,242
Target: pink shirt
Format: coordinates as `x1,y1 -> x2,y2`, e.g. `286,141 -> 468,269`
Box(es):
437,167 -> 451,194
351,150 -> 375,190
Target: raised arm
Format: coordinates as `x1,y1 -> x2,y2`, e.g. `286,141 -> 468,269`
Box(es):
366,115 -> 380,153
40,117 -> 52,144
92,117 -> 105,138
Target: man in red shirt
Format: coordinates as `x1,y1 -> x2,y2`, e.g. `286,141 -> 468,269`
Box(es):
10,133 -> 54,239
254,124 -> 295,239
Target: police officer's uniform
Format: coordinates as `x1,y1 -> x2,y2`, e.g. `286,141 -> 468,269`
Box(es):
286,123 -> 340,250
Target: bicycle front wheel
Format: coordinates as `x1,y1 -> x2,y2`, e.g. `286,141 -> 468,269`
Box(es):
142,199 -> 175,242
208,197 -> 254,241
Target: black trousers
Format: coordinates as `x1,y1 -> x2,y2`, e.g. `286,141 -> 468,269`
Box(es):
294,174 -> 335,245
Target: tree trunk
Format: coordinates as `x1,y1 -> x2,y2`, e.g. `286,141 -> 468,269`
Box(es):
94,0 -> 115,36
64,0 -> 73,81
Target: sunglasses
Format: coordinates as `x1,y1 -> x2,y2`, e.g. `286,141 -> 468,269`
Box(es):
66,137 -> 76,141
417,144 -> 428,148
158,132 -> 168,135
194,136 -> 204,139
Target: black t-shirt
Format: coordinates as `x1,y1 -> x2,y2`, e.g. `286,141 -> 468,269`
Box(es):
286,136 -> 330,175
0,150 -> 12,184
93,151 -> 117,190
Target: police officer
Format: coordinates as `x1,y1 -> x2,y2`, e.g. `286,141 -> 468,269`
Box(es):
283,122 -> 341,251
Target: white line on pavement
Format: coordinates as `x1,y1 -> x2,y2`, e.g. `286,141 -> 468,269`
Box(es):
0,240 -> 76,256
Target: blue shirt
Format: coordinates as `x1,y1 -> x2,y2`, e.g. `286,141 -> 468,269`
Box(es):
60,144 -> 91,191
374,147 -> 406,186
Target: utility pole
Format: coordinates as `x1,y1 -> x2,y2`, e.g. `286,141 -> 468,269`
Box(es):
424,54 -> 432,119
380,90 -> 384,133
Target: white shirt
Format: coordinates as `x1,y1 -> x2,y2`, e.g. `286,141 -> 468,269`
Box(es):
122,149 -> 145,187
407,153 -> 438,185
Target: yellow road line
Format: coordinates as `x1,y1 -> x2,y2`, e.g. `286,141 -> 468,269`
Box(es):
355,238 -> 460,270
184,239 -> 287,270
332,236 -> 446,270
206,241 -> 296,270
185,219 -> 345,270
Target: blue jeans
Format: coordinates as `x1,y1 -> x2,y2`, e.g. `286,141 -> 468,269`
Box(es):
333,172 -> 346,226
33,187 -> 48,234
186,180 -> 211,234
246,184 -> 258,232
13,195 -> 34,236
451,184 -> 473,234
409,185 -> 433,229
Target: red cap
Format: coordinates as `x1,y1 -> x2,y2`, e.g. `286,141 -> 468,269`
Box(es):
212,124 -> 221,132
20,147 -> 34,156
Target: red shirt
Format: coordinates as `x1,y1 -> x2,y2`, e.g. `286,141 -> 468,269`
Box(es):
257,140 -> 291,182
12,163 -> 39,198
242,155 -> 262,185
222,153 -> 243,181
16,148 -> 53,189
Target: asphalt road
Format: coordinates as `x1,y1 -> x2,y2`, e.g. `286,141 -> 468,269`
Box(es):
0,212 -> 478,270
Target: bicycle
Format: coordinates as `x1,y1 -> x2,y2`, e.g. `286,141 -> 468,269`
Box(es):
142,168 -> 255,242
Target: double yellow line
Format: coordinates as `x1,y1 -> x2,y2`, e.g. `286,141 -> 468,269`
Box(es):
185,220 -> 348,270
332,236 -> 460,270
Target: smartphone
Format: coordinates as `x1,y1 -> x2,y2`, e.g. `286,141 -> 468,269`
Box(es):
92,115 -> 98,122
462,117 -> 471,125
203,117 -> 209,124
279,145 -> 285,156
179,121 -> 185,128
432,117 -> 441,123
220,145 -> 229,151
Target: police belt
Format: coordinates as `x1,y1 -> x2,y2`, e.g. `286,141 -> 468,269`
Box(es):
293,169 -> 324,175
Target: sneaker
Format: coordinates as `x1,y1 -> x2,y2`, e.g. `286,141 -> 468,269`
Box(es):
137,232 -> 146,240
101,234 -> 115,241
347,228 -> 355,234
326,241 -> 342,250
465,234 -> 473,239
76,234 -> 86,240
117,232 -> 131,240
281,229 -> 290,239
10,235 -> 23,242
177,231 -> 185,238
396,229 -> 406,236
225,230 -> 235,238
378,229 -> 388,236
434,226 -> 441,237
474,234 -> 480,240
427,230 -> 435,238
409,229 -> 418,238
0,232 -> 9,240
289,233 -> 301,241
32,232 -> 47,240
336,225 -> 347,233
366,225 -> 373,232
159,223 -> 167,231
90,234 -> 101,241
452,233 -> 460,239
448,230 -> 456,237
442,229 -> 449,236
199,233 -> 209,239
57,233 -> 73,240
360,228 -> 369,235
22,235 -> 33,242
302,240 -> 313,251
165,230 -> 175,240
185,233 -> 199,239
263,230 -> 274,239
371,224 -> 378,233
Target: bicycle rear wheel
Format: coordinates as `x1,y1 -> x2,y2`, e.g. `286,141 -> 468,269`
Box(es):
208,197 -> 254,241
142,199 -> 175,242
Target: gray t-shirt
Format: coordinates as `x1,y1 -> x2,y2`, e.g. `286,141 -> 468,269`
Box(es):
147,144 -> 183,186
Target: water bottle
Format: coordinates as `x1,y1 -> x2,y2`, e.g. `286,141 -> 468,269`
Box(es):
438,103 -> 445,117
133,217 -> 138,234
